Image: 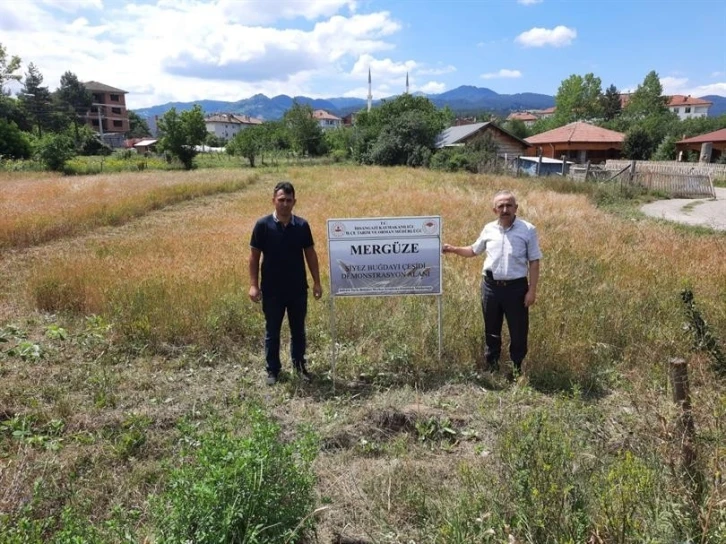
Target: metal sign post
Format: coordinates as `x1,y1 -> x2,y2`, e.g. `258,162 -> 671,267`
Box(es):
326,216 -> 443,390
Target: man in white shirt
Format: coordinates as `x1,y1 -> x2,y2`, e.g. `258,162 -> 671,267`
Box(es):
442,190 -> 541,375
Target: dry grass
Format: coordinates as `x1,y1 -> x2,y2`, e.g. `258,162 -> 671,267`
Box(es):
1,165 -> 725,542
0,169 -> 258,249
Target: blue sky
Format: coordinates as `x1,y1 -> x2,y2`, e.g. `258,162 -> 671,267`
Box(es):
1,0 -> 724,109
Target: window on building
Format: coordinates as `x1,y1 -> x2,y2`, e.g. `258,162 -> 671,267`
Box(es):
685,107 -> 691,114
113,120 -> 123,128
110,94 -> 120,102
673,107 -> 679,114
93,94 -> 103,103
111,107 -> 121,114
92,119 -> 99,126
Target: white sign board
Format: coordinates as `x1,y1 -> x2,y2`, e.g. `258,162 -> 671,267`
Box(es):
327,216 -> 442,297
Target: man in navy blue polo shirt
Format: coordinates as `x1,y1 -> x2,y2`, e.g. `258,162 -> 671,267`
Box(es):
442,190 -> 541,378
249,181 -> 322,385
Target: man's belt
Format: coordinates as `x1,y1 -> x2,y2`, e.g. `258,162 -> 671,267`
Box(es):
484,275 -> 527,287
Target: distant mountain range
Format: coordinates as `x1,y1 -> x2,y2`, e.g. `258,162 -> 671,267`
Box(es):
132,85 -> 726,121
133,85 -> 557,120
702,95 -> 726,117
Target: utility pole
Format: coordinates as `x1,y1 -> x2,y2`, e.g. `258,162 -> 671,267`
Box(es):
91,102 -> 105,137
367,67 -> 372,112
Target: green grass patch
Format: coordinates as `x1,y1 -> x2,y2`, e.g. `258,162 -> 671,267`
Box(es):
151,406 -> 319,543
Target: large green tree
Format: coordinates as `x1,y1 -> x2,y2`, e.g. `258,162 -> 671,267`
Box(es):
283,101 -> 324,157
622,126 -> 654,160
128,110 -> 151,138
324,126 -> 355,160
601,84 -> 622,121
0,119 -> 32,159
157,105 -> 207,169
503,119 -> 529,140
554,73 -> 603,124
0,42 -> 21,92
18,63 -> 53,136
353,94 -> 450,166
55,71 -> 92,140
624,71 -> 668,118
227,125 -> 265,167
0,43 -> 22,124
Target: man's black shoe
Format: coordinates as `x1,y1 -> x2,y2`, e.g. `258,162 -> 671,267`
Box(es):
266,371 -> 278,386
293,360 -> 311,382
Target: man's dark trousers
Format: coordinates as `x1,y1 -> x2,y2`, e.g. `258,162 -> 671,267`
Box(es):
262,293 -> 307,376
480,278 -> 529,371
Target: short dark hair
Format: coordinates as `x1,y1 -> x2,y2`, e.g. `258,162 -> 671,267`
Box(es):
274,181 -> 295,198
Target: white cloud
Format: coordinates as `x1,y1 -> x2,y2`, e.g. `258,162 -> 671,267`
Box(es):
515,25 -> 576,47
517,0 -> 543,5
0,1 -> 408,107
481,69 -> 522,79
683,82 -> 726,97
418,81 -> 446,94
219,0 -> 357,25
418,65 -> 456,76
352,54 -> 416,80
660,76 -> 726,98
660,76 -> 689,94
39,0 -> 103,11
711,71 -> 725,78
347,55 -> 448,97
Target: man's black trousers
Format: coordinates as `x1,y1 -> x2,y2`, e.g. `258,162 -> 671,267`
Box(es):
480,278 -> 529,371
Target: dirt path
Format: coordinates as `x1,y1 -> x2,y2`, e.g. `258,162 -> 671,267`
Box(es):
640,187 -> 726,231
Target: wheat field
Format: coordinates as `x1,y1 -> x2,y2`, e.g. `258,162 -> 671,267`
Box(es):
1,165 -> 724,542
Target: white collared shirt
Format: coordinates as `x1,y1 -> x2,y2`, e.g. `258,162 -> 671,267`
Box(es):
471,217 -> 542,280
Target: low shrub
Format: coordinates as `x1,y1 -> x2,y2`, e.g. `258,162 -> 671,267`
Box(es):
498,406 -> 592,542
35,133 -> 76,171
151,406 -> 318,543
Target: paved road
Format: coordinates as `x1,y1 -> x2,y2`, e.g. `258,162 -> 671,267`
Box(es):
640,187 -> 726,231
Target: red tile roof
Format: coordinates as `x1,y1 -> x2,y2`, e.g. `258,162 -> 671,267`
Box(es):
667,95 -> 712,107
525,121 -> 625,144
620,93 -> 712,108
313,109 -> 341,120
507,112 -> 538,122
677,128 -> 726,144
84,80 -> 127,93
205,114 -> 263,125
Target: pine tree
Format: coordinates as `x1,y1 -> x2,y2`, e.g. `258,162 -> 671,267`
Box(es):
601,84 -> 622,121
19,63 -> 53,136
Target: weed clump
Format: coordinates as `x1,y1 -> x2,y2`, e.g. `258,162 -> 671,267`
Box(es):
151,406 -> 318,543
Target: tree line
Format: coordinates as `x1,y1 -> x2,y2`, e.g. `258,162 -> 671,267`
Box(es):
0,43 -> 150,168
503,70 -> 726,162
4,39 -> 725,171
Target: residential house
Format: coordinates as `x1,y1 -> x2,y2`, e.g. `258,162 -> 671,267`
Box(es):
83,81 -> 130,147
313,109 -> 342,130
530,106 -> 556,119
342,112 -> 357,126
506,112 -> 539,127
435,122 -> 530,156
538,94 -> 712,122
453,117 -> 478,126
667,95 -> 712,120
205,114 -> 263,141
133,138 -> 158,155
675,128 -> 726,162
525,121 -> 625,163
620,93 -> 711,119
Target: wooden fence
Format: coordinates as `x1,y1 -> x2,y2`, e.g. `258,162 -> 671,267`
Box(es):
629,171 -> 714,198
568,160 -> 717,199
605,160 -> 726,178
